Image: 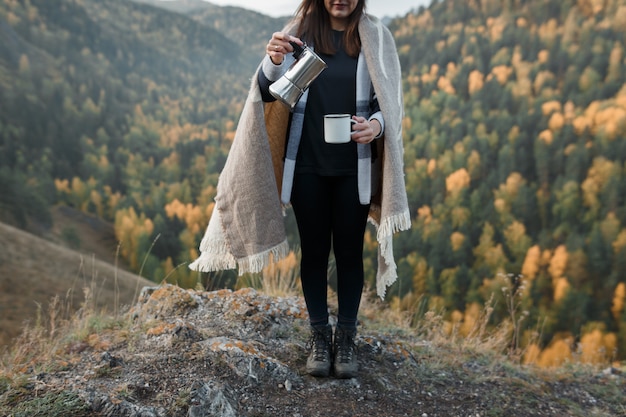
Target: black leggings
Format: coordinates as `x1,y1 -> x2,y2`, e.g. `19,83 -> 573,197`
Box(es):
291,173 -> 370,328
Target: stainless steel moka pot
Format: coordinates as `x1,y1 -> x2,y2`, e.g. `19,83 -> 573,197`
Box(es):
269,42 -> 327,109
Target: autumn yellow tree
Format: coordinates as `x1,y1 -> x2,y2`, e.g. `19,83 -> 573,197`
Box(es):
114,207 -> 156,272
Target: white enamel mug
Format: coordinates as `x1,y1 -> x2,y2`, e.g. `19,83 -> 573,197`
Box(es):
323,114 -> 357,144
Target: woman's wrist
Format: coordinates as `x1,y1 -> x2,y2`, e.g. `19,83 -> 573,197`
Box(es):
369,118 -> 383,138
270,55 -> 283,65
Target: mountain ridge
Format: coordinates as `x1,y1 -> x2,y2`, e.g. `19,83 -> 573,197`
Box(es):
129,0 -> 292,53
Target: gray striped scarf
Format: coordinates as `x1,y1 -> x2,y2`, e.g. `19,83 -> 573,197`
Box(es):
276,53 -> 379,205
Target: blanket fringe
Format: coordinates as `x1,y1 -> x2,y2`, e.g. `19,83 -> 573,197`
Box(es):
376,259 -> 398,299
375,210 -> 411,299
189,239 -> 290,275
377,210 -> 412,242
189,208 -> 235,271
189,249 -> 237,272
237,239 -> 290,274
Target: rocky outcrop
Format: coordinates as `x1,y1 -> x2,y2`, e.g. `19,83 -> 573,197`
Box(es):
4,284 -> 625,417
26,285 -> 418,417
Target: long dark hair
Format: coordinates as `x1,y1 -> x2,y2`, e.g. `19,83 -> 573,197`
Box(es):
293,0 -> 365,57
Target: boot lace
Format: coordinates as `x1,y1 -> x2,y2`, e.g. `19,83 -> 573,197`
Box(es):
335,330 -> 356,364
309,328 -> 330,362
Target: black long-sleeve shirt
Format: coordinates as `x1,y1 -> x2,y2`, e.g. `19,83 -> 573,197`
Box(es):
259,30 -> 380,176
297,30 -> 359,176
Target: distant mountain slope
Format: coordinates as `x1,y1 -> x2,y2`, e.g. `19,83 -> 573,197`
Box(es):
130,0 -> 291,55
0,0 -> 256,242
185,4 -> 290,53
0,0 -> 251,179
130,0 -> 214,14
0,221 -> 154,348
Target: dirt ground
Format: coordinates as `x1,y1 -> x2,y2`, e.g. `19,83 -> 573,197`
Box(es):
1,285 -> 625,417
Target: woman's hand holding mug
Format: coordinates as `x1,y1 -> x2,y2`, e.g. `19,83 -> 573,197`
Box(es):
267,32 -> 304,65
323,115 -> 381,144
350,116 -> 381,144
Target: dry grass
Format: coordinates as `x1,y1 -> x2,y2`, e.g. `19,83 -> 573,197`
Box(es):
0,278 -> 127,381
1,224 -> 619,389
2,259 -> 624,417
237,250 -> 302,298
242,250 -> 524,363
359,291 -> 513,362
0,218 -> 153,349
0,287 -> 119,417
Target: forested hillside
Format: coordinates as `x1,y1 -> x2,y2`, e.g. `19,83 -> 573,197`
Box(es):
2,0 -> 626,365
133,0 -> 290,53
0,0 -> 260,284
387,0 -> 626,365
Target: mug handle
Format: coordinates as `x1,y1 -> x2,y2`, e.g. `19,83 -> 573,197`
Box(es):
350,119 -> 357,135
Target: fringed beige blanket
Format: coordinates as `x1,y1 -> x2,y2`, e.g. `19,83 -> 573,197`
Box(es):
190,14 -> 411,298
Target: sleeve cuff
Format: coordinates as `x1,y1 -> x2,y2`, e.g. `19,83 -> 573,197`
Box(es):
369,111 -> 384,139
262,55 -> 287,82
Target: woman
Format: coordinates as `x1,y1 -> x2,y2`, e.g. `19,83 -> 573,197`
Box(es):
190,0 -> 410,379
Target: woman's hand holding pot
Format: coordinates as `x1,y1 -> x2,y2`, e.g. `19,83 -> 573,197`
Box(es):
267,32 -> 304,65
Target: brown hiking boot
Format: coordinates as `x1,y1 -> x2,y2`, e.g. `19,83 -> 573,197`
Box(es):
333,326 -> 358,379
306,324 -> 333,377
